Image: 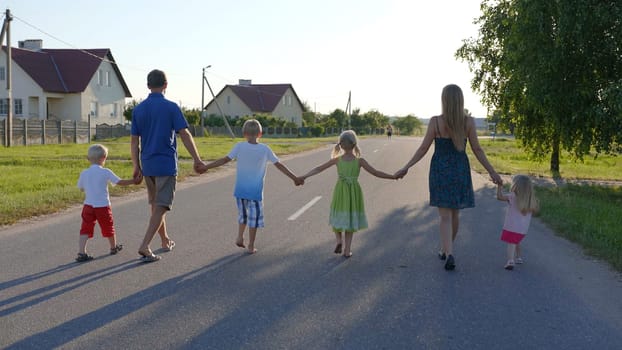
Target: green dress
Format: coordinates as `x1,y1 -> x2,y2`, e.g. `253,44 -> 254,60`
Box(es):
329,157 -> 368,232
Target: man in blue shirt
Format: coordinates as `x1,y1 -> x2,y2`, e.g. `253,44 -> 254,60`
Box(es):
131,69 -> 204,262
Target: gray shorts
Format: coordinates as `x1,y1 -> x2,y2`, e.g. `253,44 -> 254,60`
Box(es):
145,176 -> 176,210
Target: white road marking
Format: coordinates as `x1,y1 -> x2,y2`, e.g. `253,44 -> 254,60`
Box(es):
288,196 -> 322,221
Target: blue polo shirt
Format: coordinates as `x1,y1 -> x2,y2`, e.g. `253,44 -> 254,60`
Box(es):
131,93 -> 189,176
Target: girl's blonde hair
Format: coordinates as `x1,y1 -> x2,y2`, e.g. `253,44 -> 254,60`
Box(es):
441,84 -> 467,152
332,130 -> 361,158
87,144 -> 108,162
511,175 -> 539,215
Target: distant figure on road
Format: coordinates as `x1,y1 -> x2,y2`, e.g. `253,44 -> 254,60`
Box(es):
75,144 -> 139,262
387,125 -> 393,140
199,119 -> 302,254
496,175 -> 539,270
299,130 -> 397,258
395,84 -> 502,270
131,69 -> 205,263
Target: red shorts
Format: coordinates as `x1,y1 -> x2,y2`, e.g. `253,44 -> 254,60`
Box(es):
80,205 -> 115,238
501,229 -> 525,244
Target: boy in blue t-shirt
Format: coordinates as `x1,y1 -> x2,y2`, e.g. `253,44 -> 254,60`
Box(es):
199,119 -> 302,253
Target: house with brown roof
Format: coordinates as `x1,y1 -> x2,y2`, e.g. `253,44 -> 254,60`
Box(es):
0,39 -> 131,124
204,80 -> 304,126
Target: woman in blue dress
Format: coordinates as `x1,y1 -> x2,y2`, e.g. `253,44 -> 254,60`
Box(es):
395,84 -> 502,270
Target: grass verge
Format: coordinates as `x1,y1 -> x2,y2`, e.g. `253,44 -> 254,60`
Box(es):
536,185 -> 622,271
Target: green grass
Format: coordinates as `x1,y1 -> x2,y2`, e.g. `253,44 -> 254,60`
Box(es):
536,185 -> 622,271
469,138 -> 622,181
0,136 -> 335,226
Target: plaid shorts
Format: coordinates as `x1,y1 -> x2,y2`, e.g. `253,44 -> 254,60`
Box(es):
236,198 -> 264,228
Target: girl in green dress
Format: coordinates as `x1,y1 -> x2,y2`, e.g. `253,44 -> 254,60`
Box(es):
300,130 -> 397,258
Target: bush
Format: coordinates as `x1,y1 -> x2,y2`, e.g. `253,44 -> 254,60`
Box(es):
310,125 -> 324,137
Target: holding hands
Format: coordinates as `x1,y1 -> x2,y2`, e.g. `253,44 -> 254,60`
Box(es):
394,168 -> 408,179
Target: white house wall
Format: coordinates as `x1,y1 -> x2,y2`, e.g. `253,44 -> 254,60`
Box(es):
272,87 -> 303,126
82,60 -> 128,125
47,93 -> 81,121
205,87 -> 253,119
0,50 -> 46,120
205,86 -> 303,126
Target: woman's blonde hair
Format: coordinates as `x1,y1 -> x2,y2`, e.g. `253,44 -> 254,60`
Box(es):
87,144 -> 108,162
441,84 -> 467,152
332,130 -> 361,158
242,119 -> 262,137
511,175 -> 539,215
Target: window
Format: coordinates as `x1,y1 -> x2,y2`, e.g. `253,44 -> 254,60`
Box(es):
0,67 -> 5,81
227,95 -> 231,104
90,102 -> 98,117
0,98 -> 7,114
113,103 -> 118,117
105,71 -> 110,87
14,98 -> 22,115
283,94 -> 292,106
97,70 -> 102,85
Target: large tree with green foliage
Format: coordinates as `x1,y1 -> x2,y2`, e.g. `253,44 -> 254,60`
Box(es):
456,0 -> 622,173
392,115 -> 423,135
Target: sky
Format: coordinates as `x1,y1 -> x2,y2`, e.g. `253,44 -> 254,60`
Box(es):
3,0 -> 488,118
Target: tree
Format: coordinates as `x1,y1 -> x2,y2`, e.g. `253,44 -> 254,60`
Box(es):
302,111 -> 316,126
123,99 -> 139,123
392,114 -> 423,135
183,108 -> 201,125
322,108 -> 348,129
456,0 -> 622,173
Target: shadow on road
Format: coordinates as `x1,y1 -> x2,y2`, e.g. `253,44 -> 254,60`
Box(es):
4,185 -> 622,349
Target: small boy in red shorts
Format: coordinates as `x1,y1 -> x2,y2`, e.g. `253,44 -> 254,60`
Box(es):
75,144 -> 139,262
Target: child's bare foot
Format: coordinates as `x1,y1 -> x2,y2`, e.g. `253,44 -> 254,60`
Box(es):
342,251 -> 353,258
235,239 -> 245,248
246,247 -> 257,254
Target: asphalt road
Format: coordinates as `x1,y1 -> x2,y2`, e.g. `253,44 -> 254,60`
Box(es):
1,137 -> 622,350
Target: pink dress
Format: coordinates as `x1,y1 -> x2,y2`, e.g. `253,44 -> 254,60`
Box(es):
500,193 -> 532,244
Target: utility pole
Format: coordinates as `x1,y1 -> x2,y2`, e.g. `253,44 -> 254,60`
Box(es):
0,9 -> 12,147
202,66 -> 235,138
344,90 -> 351,130
200,65 -> 209,135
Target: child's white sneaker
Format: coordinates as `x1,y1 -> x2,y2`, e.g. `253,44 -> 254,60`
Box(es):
504,260 -> 515,270
515,257 -> 524,264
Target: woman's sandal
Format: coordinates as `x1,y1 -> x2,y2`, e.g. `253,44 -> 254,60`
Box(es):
444,255 -> 456,270
334,243 -> 343,254
110,244 -> 123,255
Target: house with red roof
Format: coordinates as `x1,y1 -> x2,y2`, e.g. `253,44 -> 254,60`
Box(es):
0,39 -> 131,125
204,80 -> 304,126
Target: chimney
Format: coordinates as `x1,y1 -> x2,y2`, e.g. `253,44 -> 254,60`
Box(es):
238,79 -> 252,86
18,39 -> 43,51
